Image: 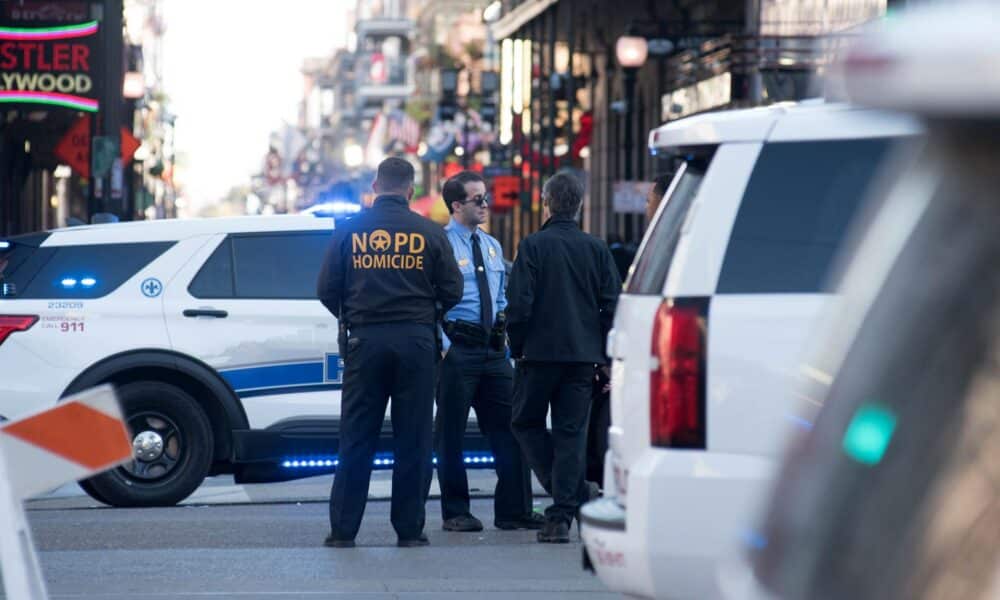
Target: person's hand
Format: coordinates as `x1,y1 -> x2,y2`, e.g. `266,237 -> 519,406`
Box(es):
596,364 -> 611,394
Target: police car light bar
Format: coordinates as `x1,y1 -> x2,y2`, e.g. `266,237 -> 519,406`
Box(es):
0,241 -> 11,251
280,452 -> 496,470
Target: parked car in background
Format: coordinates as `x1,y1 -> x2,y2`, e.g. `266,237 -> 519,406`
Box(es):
579,101 -> 921,599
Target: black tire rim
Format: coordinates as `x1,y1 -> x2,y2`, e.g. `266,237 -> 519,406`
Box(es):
122,410 -> 184,482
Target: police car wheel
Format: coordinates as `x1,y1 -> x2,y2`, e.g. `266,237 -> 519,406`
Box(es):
86,381 -> 214,507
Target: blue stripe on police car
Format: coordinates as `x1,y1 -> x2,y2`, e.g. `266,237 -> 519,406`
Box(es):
220,355 -> 343,395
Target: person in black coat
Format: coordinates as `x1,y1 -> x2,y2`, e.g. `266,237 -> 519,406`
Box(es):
506,172 -> 621,543
316,157 -> 463,548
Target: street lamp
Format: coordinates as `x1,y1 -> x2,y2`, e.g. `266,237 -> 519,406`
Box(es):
482,1 -> 502,23
615,35 -> 648,69
344,144 -> 364,168
616,34 -> 648,181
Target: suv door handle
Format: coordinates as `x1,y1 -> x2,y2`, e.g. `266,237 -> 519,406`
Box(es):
183,309 -> 228,319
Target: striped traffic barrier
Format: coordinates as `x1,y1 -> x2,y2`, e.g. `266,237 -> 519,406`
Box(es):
0,385 -> 131,600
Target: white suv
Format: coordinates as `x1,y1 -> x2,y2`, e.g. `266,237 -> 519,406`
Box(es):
0,215 -> 492,507
579,103 -> 921,599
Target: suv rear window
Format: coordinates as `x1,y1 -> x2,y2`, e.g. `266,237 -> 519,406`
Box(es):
4,242 -> 173,299
626,157 -> 709,294
717,138 -> 892,294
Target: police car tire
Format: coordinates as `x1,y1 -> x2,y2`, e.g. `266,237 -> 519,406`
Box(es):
87,381 -> 214,507
77,478 -> 111,505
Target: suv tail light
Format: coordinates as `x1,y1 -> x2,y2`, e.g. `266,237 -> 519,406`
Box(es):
0,315 -> 38,346
650,299 -> 707,448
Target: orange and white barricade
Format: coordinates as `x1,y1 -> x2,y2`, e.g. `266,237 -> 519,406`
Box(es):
0,385 -> 131,600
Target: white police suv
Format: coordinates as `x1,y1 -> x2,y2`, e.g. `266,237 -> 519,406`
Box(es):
0,215 -> 492,507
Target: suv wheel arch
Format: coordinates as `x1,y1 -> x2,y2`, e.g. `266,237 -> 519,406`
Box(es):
61,349 -> 249,468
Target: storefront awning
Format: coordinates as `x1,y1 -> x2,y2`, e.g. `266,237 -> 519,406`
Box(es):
489,0 -> 559,40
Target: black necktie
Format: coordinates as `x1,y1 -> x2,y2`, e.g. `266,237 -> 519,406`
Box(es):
470,233 -> 493,332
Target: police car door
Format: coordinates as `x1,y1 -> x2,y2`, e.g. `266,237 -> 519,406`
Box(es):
162,230 -> 342,429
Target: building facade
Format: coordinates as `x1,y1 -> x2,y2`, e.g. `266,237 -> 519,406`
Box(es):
485,0 -> 891,254
0,0 -> 175,235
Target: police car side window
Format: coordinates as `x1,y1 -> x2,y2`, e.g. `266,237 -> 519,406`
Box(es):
189,238 -> 234,298
13,242 -> 174,299
231,232 -> 331,300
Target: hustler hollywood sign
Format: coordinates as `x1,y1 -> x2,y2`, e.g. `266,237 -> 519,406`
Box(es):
0,20 -> 100,112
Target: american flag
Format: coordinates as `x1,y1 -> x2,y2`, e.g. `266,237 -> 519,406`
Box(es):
386,111 -> 422,152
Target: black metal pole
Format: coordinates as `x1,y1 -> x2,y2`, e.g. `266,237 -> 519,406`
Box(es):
604,50 -> 615,239
624,66 -> 637,181
87,111 -> 97,218
125,99 -> 136,219
565,4 -> 575,162
102,0 -> 124,216
546,6 -> 557,177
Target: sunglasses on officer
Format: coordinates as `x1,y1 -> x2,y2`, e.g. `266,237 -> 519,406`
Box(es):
459,193 -> 490,207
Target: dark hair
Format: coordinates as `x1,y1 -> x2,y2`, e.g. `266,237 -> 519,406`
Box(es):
542,172 -> 584,218
442,171 -> 485,214
651,173 -> 672,198
374,157 -> 415,194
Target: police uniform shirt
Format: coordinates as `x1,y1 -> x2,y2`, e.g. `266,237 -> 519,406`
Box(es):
442,218 -> 506,350
317,194 -> 463,325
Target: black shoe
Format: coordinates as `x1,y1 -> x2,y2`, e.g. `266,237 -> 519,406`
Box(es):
585,481 -> 602,501
442,514 -> 484,532
537,521 -> 570,543
397,533 -> 430,547
495,512 -> 546,530
323,535 -> 356,548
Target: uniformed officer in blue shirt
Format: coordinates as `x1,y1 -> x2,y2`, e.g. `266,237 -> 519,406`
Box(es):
433,171 -> 541,532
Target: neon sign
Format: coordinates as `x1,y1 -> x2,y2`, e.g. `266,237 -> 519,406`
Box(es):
0,20 -> 100,112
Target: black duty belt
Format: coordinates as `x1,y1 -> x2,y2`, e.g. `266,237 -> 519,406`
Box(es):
443,319 -> 489,347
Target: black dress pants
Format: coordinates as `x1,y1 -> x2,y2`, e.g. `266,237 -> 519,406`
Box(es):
587,367 -> 611,487
511,361 -> 593,525
434,343 -> 532,521
328,322 -> 436,541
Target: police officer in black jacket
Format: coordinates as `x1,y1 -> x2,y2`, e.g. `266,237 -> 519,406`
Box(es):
507,171 -> 621,543
316,157 -> 463,548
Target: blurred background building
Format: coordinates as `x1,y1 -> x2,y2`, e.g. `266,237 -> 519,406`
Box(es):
484,0 -> 900,252
253,0 -> 902,255
249,0 -> 495,224
2,0 -> 905,249
0,0 -> 177,235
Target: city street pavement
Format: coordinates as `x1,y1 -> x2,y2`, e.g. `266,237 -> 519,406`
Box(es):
7,472 -> 618,599
25,469 -> 552,510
